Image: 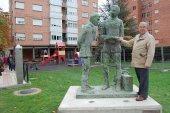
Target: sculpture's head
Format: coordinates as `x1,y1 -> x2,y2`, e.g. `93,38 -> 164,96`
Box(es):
109,5 -> 120,18
90,13 -> 100,26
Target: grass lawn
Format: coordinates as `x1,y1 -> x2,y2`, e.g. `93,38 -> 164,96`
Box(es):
0,65 -> 170,113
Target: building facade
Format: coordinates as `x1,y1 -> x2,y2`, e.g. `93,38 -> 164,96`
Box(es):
127,0 -> 170,47
9,0 -> 98,60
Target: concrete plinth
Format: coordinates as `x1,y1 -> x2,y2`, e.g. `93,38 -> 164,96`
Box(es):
57,86 -> 162,113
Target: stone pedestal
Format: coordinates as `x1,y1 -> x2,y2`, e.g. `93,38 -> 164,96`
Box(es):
57,86 -> 162,113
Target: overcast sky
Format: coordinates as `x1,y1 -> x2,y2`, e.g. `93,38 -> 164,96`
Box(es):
0,0 -> 106,12
0,0 -> 9,12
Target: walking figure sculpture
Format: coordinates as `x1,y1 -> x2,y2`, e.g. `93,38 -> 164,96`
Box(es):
78,13 -> 100,92
101,5 -> 124,91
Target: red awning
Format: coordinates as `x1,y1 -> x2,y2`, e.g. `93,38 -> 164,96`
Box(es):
56,42 -> 66,47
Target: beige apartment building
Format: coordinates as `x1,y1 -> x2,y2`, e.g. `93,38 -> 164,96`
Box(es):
9,0 -> 98,60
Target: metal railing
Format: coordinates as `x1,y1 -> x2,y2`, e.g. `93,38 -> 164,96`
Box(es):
23,63 -> 29,82
90,47 -> 170,71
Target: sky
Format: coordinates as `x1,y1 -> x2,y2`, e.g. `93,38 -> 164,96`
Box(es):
0,0 -> 9,12
0,0 -> 106,12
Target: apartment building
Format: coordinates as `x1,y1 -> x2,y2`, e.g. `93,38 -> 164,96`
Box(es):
9,0 -> 98,60
127,0 -> 170,47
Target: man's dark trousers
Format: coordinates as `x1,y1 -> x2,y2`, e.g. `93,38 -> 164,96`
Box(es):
135,68 -> 149,98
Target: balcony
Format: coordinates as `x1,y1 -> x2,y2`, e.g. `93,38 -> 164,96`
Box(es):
50,0 -> 62,6
50,12 -> 62,19
66,40 -> 77,45
66,2 -> 77,8
66,15 -> 78,21
67,28 -> 78,34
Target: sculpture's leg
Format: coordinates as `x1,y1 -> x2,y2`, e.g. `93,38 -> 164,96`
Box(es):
81,57 -> 93,92
114,42 -> 122,91
102,53 -> 110,90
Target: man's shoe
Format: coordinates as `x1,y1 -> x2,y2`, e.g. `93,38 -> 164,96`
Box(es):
136,96 -> 146,101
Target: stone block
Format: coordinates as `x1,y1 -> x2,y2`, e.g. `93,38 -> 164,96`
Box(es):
121,74 -> 133,91
57,86 -> 162,113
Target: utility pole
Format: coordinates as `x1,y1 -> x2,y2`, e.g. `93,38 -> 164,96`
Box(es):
161,46 -> 168,72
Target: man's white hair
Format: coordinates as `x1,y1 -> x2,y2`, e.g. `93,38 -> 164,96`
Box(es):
139,22 -> 148,27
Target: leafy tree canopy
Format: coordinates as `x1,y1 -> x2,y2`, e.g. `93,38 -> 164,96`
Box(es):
0,14 -> 10,50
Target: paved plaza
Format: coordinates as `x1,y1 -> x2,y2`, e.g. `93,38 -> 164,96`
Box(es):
0,68 -> 17,88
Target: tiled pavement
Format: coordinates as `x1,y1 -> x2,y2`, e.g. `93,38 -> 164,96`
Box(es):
0,68 -> 17,88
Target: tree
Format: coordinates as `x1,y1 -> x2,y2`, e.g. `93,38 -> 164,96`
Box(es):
0,12 -> 11,50
99,0 -> 138,39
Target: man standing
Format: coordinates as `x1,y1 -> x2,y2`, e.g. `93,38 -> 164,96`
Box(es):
101,5 -> 124,91
78,13 -> 100,92
0,54 -> 4,75
8,54 -> 15,71
118,22 -> 155,101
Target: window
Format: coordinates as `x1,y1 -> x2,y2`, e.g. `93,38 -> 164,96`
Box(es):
57,36 -> 62,40
142,5 -> 146,9
82,0 -> 88,6
142,13 -> 146,18
147,12 -> 151,17
67,0 -> 76,3
147,21 -> 152,26
148,3 -> 152,8
32,5 -> 42,11
68,37 -> 77,41
51,35 -> 61,40
142,3 -> 152,9
93,3 -> 97,8
154,0 -> 159,4
132,6 -> 136,10
68,11 -> 77,16
51,18 -> 62,28
33,34 -> 43,40
82,12 -> 88,18
16,17 -> 25,24
142,12 -> 151,18
15,2 -> 24,9
15,33 -> 25,40
154,9 -> 159,14
33,19 -> 42,26
67,22 -> 77,28
154,19 -> 159,24
51,24 -> 61,27
51,35 -> 56,40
